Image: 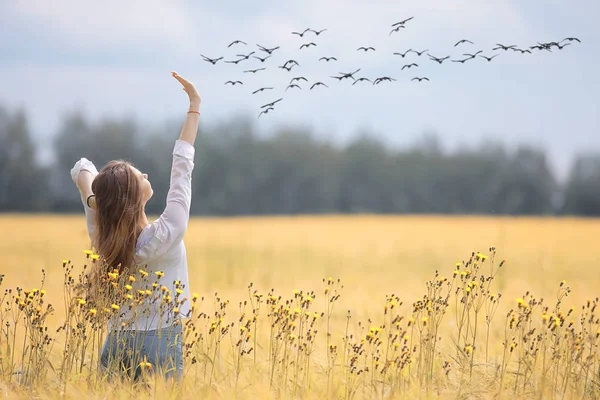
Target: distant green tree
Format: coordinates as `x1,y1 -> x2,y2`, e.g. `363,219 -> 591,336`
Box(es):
0,106 -> 48,211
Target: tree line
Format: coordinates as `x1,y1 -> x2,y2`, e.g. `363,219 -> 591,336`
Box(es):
1,104 -> 599,216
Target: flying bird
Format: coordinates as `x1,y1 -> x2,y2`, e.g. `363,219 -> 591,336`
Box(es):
389,25 -> 405,35
278,60 -> 300,71
451,58 -> 471,63
244,68 -> 266,73
224,80 -> 243,85
428,54 -> 450,64
261,98 -> 283,108
290,76 -> 308,84
352,77 -> 372,85
512,48 -> 532,54
492,44 -> 517,51
561,37 -> 580,43
479,54 -> 499,62
319,56 -> 338,62
357,46 -> 376,52
556,43 -> 571,50
236,52 -> 255,60
257,44 -> 280,54
454,39 -> 474,47
410,49 -> 429,56
393,49 -> 412,58
253,55 -> 272,62
392,17 -> 414,26
411,77 -> 429,82
228,40 -> 247,47
258,107 -> 274,118
308,28 -> 328,35
463,51 -> 483,59
286,84 -> 302,91
300,43 -> 317,49
335,68 -> 361,81
373,77 -> 396,85
401,63 -> 418,70
224,59 -> 244,64
291,28 -> 311,37
252,87 -> 274,94
310,82 -> 328,90
200,54 -> 223,65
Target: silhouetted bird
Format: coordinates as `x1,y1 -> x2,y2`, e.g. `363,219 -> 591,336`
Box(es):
286,84 -> 302,91
228,40 -> 247,47
257,44 -> 280,54
201,54 -> 223,64
402,63 -> 418,70
224,80 -> 243,85
261,98 -> 283,108
411,77 -> 429,82
308,28 -> 327,35
357,47 -> 376,52
561,37 -> 580,43
373,77 -> 396,84
244,68 -> 266,74
463,51 -> 483,59
252,87 -> 274,94
410,49 -> 429,56
236,52 -> 255,60
310,82 -> 328,89
253,55 -> 272,62
454,39 -> 474,47
352,77 -> 372,85
258,107 -> 274,118
479,54 -> 499,62
319,57 -> 338,62
492,44 -> 517,51
389,25 -> 405,35
393,49 -> 412,58
428,54 -> 450,64
290,77 -> 308,84
291,28 -> 311,37
300,43 -> 317,50
392,17 -> 413,26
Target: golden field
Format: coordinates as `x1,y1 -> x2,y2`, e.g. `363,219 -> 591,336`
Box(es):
1,214 -> 600,399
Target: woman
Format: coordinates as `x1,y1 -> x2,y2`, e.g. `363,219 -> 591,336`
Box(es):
70,71 -> 201,381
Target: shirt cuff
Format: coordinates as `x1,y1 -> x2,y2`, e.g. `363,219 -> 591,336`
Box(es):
71,157 -> 99,182
173,139 -> 195,160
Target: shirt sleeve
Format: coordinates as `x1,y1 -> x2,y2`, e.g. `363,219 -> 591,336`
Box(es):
146,140 -> 195,256
70,157 -> 99,243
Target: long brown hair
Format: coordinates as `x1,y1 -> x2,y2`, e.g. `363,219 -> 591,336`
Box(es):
91,160 -> 145,280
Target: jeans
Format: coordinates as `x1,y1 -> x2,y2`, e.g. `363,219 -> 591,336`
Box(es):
100,323 -> 183,381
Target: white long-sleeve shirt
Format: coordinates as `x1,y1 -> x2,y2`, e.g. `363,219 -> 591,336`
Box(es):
71,139 -> 195,331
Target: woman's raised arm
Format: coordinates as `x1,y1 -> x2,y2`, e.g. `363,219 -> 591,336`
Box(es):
71,158 -> 99,243
171,71 -> 201,146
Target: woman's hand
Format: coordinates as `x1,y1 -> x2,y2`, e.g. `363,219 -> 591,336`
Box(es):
171,71 -> 201,110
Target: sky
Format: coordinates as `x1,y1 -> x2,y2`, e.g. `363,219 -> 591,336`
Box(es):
0,0 -> 598,181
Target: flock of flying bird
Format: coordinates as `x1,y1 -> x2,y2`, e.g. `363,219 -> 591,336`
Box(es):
199,17 -> 581,118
